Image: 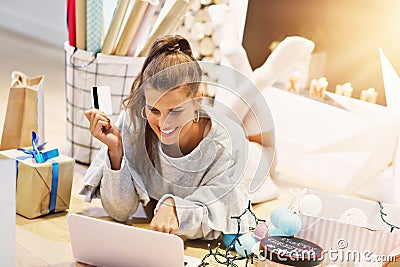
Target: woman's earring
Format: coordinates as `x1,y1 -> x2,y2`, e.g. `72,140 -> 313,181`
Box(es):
193,109 -> 200,123
141,107 -> 148,120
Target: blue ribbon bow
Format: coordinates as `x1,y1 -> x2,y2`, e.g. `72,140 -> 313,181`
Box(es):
17,131 -> 59,163
16,131 -> 60,214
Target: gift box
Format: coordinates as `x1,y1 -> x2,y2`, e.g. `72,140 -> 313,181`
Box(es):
0,143 -> 75,219
294,189 -> 400,266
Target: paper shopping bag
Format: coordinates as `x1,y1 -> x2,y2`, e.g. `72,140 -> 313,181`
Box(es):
0,71 -> 44,150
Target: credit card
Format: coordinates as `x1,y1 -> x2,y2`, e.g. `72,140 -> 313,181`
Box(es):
91,86 -> 113,115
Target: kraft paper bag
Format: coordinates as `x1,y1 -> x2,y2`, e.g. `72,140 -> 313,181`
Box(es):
0,148 -> 75,219
0,71 -> 44,150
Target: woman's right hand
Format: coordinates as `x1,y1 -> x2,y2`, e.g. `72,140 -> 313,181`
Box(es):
85,109 -> 123,169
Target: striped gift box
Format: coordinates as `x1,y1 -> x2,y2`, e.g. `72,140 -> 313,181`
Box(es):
296,214 -> 400,266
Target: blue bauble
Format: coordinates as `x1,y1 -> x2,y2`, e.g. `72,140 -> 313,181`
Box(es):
235,234 -> 258,257
268,226 -> 282,236
222,233 -> 242,249
278,212 -> 302,236
270,207 -> 291,228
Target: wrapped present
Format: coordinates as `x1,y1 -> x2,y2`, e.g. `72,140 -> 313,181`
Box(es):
294,189 -> 400,266
0,132 -> 75,219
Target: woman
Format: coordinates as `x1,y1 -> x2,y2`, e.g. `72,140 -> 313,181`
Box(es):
81,35 -> 252,239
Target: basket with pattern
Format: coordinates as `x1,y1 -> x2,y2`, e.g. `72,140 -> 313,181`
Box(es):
64,42 -> 145,164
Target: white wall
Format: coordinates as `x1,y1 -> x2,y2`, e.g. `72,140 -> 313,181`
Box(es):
0,0 -> 67,47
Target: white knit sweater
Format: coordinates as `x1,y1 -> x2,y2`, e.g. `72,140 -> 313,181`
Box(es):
80,108 -> 253,239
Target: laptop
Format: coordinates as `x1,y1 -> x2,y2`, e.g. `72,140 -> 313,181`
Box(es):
67,214 -> 201,267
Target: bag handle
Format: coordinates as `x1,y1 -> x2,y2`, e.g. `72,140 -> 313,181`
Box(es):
10,71 -> 29,86
69,47 -> 97,69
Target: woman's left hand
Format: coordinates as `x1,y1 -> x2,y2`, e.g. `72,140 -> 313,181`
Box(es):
149,198 -> 178,234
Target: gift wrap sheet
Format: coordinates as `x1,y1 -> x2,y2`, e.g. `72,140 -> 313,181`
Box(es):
263,87 -> 395,196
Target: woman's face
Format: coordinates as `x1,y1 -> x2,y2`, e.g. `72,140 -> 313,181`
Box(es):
144,86 -> 199,146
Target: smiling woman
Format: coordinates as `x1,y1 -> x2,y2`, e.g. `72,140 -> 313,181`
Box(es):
80,34 -> 255,240
144,85 -> 207,156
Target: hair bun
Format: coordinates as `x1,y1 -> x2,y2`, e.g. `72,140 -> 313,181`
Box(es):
177,39 -> 192,55
164,37 -> 192,56
167,43 -> 180,52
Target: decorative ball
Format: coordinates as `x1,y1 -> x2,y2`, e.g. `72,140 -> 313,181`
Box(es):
278,212 -> 302,236
222,233 -> 241,249
253,222 -> 269,240
268,226 -> 282,236
270,207 -> 291,228
299,194 -> 322,216
235,234 -> 258,257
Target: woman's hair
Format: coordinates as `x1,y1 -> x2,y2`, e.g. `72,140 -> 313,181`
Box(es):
123,34 -> 202,179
